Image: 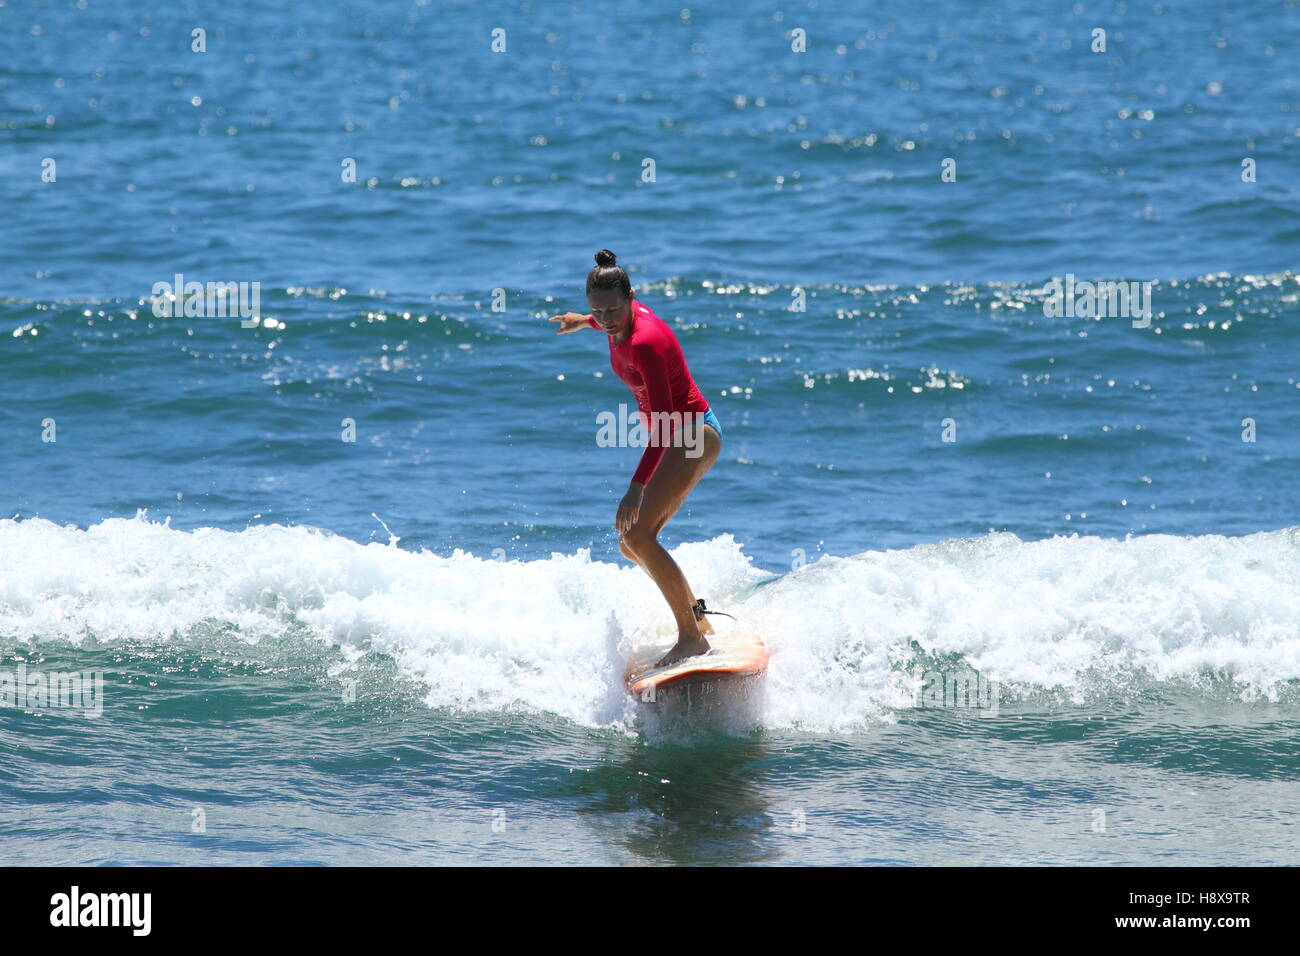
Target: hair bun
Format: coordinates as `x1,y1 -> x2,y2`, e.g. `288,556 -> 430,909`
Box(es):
594,248 -> 617,268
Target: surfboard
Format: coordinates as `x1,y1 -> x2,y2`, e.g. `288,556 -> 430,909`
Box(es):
625,629 -> 769,699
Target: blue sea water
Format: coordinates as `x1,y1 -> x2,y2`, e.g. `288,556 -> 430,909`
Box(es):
1,0 -> 1299,865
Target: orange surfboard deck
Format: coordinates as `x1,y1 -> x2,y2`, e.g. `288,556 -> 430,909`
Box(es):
625,630 -> 769,697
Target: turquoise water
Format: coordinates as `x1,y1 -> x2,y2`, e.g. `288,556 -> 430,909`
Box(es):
2,0 -> 1299,865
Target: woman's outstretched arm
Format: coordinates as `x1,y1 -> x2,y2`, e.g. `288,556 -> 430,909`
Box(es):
549,311 -> 594,334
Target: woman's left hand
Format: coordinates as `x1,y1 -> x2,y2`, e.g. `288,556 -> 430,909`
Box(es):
616,484 -> 644,535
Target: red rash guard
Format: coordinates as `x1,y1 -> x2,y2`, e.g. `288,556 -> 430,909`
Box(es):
589,300 -> 710,485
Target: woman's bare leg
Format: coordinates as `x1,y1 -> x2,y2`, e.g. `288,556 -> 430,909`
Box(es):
618,480 -> 717,636
620,422 -> 721,666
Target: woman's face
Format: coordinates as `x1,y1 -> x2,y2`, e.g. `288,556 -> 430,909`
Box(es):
588,288 -> 632,335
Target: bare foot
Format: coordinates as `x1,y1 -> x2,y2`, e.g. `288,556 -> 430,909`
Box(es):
655,634 -> 711,668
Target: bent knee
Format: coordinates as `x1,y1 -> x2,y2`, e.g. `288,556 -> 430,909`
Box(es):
621,526 -> 658,556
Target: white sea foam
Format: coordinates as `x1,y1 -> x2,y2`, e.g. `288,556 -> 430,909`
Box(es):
1,515 -> 1298,731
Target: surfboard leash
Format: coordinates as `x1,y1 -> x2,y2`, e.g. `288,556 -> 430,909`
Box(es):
691,598 -> 736,622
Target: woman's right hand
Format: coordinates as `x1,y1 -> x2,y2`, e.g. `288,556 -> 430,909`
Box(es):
549,312 -> 591,334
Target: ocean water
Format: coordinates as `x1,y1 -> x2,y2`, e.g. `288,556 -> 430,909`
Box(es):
2,0 -> 1299,865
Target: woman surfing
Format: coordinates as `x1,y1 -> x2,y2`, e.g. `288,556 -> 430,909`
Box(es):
550,250 -> 724,668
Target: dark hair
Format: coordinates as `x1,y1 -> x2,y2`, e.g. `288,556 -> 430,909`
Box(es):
586,248 -> 632,299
